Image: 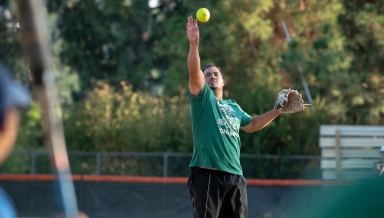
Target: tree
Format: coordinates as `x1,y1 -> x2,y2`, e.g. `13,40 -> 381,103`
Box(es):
46,0 -> 154,97
337,0 -> 384,124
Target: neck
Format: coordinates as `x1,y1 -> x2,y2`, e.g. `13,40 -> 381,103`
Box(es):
214,89 -> 223,100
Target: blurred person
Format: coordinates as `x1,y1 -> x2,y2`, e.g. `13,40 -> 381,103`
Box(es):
185,16 -> 304,218
0,62 -> 30,218
0,63 -> 89,218
373,145 -> 384,178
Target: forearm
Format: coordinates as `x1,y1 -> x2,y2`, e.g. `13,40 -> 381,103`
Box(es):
188,42 -> 205,95
243,109 -> 282,133
188,42 -> 201,77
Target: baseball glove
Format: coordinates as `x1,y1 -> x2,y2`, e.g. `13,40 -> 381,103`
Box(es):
274,88 -> 307,113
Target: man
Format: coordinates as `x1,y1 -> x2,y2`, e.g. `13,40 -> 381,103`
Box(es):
373,146 -> 384,178
186,16 -> 296,218
0,62 -> 31,218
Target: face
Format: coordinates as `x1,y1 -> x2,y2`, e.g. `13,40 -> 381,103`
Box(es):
203,67 -> 224,90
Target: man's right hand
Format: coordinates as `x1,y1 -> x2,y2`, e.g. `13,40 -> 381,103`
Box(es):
186,16 -> 199,44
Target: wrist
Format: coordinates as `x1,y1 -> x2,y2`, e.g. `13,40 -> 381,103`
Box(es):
274,109 -> 283,115
190,40 -> 199,46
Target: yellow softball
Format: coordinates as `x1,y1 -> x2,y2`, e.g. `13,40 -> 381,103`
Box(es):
196,8 -> 210,23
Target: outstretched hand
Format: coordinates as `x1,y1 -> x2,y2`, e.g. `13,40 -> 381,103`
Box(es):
186,16 -> 199,44
274,88 -> 307,113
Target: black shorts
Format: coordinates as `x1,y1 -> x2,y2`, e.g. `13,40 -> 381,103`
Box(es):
188,167 -> 248,218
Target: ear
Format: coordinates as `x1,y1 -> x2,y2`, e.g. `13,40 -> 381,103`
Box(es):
222,79 -> 225,87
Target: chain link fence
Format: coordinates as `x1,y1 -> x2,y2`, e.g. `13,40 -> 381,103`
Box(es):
0,151 -> 322,179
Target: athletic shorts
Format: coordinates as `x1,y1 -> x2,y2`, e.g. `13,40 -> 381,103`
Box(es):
188,167 -> 248,218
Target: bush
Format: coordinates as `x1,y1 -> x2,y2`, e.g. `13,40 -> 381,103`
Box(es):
63,82 -> 192,152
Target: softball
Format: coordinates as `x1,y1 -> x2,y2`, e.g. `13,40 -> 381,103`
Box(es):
196,8 -> 210,23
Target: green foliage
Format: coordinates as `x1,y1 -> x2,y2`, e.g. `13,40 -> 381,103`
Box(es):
0,0 -> 382,166
338,0 -> 384,124
0,1 -> 29,83
281,0 -> 384,125
63,82 -> 192,152
0,1 -> 80,106
15,101 -> 45,150
46,0 -> 154,95
0,153 -> 31,174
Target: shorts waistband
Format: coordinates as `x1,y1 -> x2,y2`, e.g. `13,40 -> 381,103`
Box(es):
191,167 -> 233,175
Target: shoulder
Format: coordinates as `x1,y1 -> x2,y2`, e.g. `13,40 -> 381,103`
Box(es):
220,99 -> 238,105
226,99 -> 237,103
0,188 -> 16,217
190,83 -> 209,97
189,83 -> 216,104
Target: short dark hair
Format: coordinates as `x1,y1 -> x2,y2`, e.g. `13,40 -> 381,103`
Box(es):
202,63 -> 223,78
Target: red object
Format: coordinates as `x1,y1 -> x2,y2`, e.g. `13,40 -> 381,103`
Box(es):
0,174 -> 343,186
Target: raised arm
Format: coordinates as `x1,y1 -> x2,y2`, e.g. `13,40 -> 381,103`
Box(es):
241,110 -> 282,133
186,16 -> 204,96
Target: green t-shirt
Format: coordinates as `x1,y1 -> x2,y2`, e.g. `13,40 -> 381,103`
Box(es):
189,83 -> 252,175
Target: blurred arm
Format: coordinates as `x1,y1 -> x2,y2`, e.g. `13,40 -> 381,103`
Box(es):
0,109 -> 20,164
373,162 -> 384,177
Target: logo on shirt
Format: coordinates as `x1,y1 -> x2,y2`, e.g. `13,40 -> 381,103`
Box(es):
217,101 -> 240,137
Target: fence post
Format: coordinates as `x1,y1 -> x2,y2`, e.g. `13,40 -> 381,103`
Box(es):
335,129 -> 340,180
31,151 -> 36,174
163,153 -> 168,177
96,152 -> 101,175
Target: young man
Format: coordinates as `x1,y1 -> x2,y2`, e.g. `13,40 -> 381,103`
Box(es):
0,62 -> 31,218
186,16 -> 288,218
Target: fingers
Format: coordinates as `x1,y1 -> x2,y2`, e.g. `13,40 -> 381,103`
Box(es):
186,16 -> 198,29
189,15 -> 193,25
186,16 -> 191,30
187,16 -> 195,26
